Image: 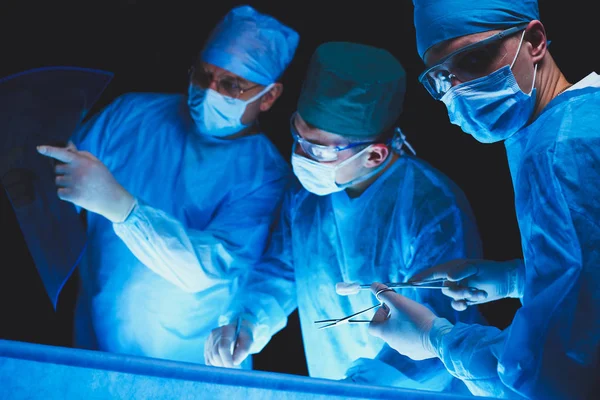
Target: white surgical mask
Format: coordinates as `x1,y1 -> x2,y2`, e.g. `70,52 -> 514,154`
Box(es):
291,144 -> 390,196
441,31 -> 537,143
187,83 -> 274,137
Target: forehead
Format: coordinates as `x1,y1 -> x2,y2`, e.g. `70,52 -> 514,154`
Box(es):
295,113 -> 349,146
423,29 -> 504,66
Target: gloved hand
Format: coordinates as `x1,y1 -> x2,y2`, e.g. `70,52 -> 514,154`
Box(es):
368,282 -> 439,361
36,142 -> 136,223
204,316 -> 255,368
410,259 -> 525,311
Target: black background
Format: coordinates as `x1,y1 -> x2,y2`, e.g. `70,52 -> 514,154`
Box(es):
0,0 -> 597,378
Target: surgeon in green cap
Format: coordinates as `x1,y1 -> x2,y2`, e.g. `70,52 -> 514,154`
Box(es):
204,41 -> 485,391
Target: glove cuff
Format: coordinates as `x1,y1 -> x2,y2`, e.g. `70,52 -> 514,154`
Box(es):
428,317 -> 454,359
506,259 -> 525,299
110,194 -> 137,224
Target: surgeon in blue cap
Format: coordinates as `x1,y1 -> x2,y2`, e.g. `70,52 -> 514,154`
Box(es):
204,41 -> 485,393
367,1 -> 600,398
36,5 -> 299,367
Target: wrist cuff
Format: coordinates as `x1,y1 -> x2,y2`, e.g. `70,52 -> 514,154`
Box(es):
507,259 -> 525,298
428,318 -> 454,359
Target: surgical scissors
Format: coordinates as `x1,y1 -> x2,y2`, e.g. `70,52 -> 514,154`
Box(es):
314,288 -> 396,330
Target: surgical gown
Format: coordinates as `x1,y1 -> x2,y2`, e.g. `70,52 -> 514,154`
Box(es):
71,93 -> 290,364
431,72 -> 600,399
224,154 -> 485,390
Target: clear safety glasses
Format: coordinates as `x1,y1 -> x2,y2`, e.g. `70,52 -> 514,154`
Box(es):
418,24 -> 528,100
290,113 -> 380,162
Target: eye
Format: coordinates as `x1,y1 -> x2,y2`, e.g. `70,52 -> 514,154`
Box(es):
220,79 -> 241,93
454,47 -> 495,75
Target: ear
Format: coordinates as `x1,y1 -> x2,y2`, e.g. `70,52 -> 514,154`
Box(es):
364,144 -> 389,168
525,20 -> 547,64
259,83 -> 284,112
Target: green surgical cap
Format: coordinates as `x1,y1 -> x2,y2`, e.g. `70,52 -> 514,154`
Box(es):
297,42 -> 406,138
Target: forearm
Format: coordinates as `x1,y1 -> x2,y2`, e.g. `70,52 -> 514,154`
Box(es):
224,263 -> 297,354
113,201 -> 251,293
430,319 -> 524,399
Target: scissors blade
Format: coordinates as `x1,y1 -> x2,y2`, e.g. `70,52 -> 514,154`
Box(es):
315,303 -> 381,329
317,321 -> 340,330
314,319 -> 340,323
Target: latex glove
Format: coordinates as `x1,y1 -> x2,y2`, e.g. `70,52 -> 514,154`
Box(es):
36,143 -> 135,223
205,316 -> 255,368
410,258 -> 524,311
368,282 -> 439,361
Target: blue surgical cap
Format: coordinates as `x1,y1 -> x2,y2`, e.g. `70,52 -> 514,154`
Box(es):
201,5 -> 300,85
414,0 -> 539,60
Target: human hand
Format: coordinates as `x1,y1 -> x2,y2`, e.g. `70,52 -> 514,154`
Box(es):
368,282 -> 438,360
410,259 -> 524,311
204,317 -> 254,368
36,142 -> 135,223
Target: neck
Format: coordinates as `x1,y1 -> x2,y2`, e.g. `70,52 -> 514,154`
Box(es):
345,152 -> 400,199
532,53 -> 572,119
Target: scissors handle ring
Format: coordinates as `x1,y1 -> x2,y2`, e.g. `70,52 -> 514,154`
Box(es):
375,287 -> 396,302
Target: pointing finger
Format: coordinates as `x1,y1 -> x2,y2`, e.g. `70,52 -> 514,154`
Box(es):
37,145 -> 78,163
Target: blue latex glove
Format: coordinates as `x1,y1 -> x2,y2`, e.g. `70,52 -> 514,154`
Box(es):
410,259 -> 525,311
36,142 -> 135,223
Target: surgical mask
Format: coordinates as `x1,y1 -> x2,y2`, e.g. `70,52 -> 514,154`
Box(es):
187,83 -> 274,137
441,31 -> 537,143
292,145 -> 385,196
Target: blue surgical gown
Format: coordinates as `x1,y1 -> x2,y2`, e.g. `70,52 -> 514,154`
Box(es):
70,93 -> 290,364
431,73 -> 600,399
224,154 -> 485,390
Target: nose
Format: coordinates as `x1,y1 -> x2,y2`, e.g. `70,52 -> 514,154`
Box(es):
207,78 -> 219,91
450,73 -> 464,87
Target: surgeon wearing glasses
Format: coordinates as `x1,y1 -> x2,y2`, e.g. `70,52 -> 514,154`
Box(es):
36,5 -> 299,367
366,1 -> 600,399
205,41 -> 485,393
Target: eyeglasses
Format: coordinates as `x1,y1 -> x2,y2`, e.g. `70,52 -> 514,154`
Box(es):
188,66 -> 261,98
290,113 -> 379,162
418,24 -> 528,100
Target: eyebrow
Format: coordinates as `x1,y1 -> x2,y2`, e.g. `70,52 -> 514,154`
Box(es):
425,30 -> 504,66
197,66 -> 249,86
295,125 -> 348,147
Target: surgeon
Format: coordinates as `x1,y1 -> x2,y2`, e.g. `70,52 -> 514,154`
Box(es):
35,5 -> 299,367
366,0 -> 600,398
204,41 -> 485,392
